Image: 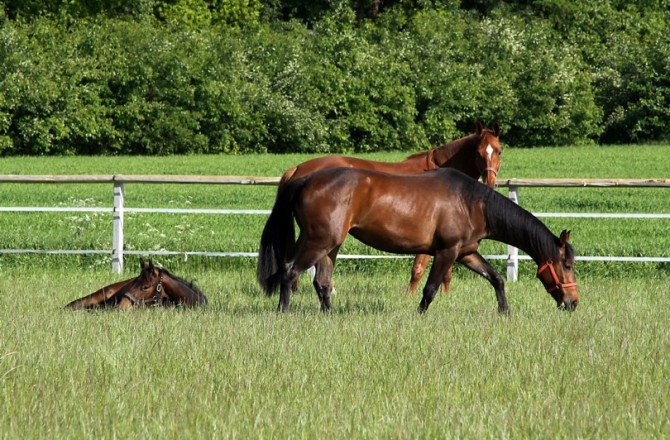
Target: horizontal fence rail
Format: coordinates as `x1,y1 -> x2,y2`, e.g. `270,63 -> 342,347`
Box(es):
0,175 -> 668,279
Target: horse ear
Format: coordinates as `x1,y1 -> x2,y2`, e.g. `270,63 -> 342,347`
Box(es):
148,259 -> 155,270
492,122 -> 501,137
559,229 -> 571,245
475,121 -> 484,135
140,258 -> 148,270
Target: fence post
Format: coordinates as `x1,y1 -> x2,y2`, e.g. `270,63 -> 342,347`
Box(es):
112,182 -> 124,274
506,186 -> 519,282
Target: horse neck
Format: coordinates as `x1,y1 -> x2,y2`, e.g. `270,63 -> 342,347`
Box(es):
396,152 -> 436,172
433,134 -> 481,178
483,191 -> 559,265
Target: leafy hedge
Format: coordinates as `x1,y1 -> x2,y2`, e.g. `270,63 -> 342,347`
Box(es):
0,2 -> 668,155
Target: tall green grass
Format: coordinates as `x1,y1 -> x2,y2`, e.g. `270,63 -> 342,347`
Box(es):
1,266 -> 669,438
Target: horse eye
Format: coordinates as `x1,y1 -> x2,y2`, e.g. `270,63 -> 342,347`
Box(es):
142,285 -> 150,290
563,263 -> 572,270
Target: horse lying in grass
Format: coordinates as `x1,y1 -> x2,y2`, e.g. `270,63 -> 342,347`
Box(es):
257,167 -> 578,313
279,122 -> 503,295
65,260 -> 207,309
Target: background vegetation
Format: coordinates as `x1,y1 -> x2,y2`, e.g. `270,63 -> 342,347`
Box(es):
0,0 -> 668,155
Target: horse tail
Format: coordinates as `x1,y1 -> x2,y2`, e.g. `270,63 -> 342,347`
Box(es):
257,180 -> 302,295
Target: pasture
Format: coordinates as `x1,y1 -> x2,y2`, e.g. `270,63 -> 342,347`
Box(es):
1,145 -> 669,437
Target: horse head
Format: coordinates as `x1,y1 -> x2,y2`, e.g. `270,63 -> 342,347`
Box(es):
536,230 -> 579,310
115,259 -> 167,309
474,121 -> 502,187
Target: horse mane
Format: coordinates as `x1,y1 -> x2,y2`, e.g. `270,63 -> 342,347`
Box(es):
159,268 -> 207,300
449,170 -> 566,263
405,151 -> 426,160
405,133 -> 479,161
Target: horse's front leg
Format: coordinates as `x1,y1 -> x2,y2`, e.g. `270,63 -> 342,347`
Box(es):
65,279 -> 133,310
418,248 -> 458,313
458,252 -> 508,313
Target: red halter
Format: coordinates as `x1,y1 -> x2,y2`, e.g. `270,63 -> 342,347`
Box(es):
537,260 -> 578,293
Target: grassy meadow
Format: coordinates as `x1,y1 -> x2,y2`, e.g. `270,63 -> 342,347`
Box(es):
1,145 -> 669,438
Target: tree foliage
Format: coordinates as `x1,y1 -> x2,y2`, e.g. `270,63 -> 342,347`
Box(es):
0,1 -> 668,155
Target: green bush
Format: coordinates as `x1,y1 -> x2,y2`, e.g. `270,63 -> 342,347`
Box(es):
0,1 -> 667,155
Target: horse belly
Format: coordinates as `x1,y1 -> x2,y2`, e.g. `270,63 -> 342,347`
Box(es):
349,228 -> 432,254
349,207 -> 437,255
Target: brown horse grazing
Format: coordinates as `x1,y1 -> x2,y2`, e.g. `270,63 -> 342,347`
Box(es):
257,167 -> 578,314
65,260 -> 207,309
280,122 -> 502,294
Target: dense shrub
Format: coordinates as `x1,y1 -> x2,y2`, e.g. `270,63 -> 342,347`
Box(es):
0,1 -> 667,155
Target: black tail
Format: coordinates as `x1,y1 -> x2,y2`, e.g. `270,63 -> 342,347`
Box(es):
257,181 -> 301,295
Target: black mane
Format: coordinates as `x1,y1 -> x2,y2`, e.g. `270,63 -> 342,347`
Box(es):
443,169 -> 566,264
159,268 -> 207,299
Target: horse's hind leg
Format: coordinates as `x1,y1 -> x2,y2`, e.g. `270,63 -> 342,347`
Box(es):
408,255 -> 453,296
278,264 -> 299,312
407,254 -> 430,295
278,238 -> 332,313
418,248 -> 458,313
458,252 -> 507,313
441,266 -> 453,294
313,246 -> 340,312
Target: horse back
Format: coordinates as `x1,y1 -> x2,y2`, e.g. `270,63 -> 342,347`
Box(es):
283,155 -> 426,186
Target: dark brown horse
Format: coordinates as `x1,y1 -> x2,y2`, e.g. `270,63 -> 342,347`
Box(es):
65,260 -> 207,309
280,122 -> 503,294
257,168 -> 578,313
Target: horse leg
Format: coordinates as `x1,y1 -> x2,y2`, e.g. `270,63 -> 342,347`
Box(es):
406,254 -> 430,295
441,266 -> 453,295
290,263 -> 319,292
65,279 -> 132,309
313,246 -> 340,312
418,248 -> 458,313
278,263 -> 299,312
458,252 -> 508,313
278,237 -> 332,313
408,255 -> 453,296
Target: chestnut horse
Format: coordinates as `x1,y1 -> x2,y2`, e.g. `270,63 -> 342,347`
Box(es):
257,168 -> 578,313
280,122 -> 502,294
65,260 -> 207,309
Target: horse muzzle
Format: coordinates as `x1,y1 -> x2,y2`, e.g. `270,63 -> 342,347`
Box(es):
481,167 -> 498,187
556,297 -> 579,311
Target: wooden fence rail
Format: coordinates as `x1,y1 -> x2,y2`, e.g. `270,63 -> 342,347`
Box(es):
1,175 -> 669,278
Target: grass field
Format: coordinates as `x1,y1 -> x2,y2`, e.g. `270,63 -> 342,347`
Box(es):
1,145 -> 670,438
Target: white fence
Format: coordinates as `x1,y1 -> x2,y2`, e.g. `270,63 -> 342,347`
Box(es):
1,174 -> 669,280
